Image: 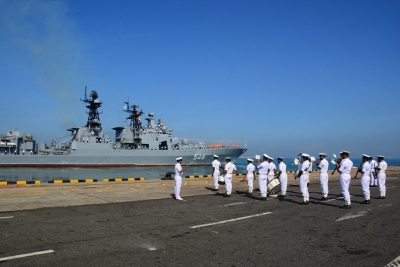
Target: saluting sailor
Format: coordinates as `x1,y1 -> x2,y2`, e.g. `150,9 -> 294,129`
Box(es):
174,157 -> 189,201
369,156 -> 378,187
297,153 -> 311,205
375,155 -> 387,199
318,153 -> 329,201
336,151 -> 353,209
241,158 -> 256,195
359,154 -> 371,204
222,157 -> 237,197
257,154 -> 270,201
277,157 -> 287,198
211,155 -> 221,191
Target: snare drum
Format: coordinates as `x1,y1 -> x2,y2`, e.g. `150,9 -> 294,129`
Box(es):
267,178 -> 281,195
218,175 -> 225,185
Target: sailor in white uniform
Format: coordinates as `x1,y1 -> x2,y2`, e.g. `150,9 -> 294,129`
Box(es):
222,157 -> 236,197
257,154 -> 270,201
175,157 -> 188,200
369,156 -> 378,187
359,154 -> 371,204
336,151 -> 353,208
298,153 -> 311,205
277,157 -> 287,198
375,155 -> 388,199
241,158 -> 256,195
267,157 -> 276,183
211,155 -> 221,191
318,153 -> 329,201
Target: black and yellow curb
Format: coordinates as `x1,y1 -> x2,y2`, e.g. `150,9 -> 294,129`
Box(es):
0,178 -> 145,186
184,173 -> 245,178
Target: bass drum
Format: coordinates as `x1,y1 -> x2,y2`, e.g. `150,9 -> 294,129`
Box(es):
267,178 -> 281,195
218,175 -> 225,185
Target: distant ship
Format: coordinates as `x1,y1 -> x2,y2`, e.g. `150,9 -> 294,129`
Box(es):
0,88 -> 246,167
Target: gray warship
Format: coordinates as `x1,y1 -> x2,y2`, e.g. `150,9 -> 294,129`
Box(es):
0,88 -> 246,167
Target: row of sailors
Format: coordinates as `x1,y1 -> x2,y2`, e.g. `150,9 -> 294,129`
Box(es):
174,152 -> 388,209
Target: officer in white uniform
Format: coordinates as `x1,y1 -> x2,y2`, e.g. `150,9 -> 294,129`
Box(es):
337,151 -> 353,208
318,153 -> 329,201
242,158 -> 256,195
257,154 -> 270,201
277,157 -> 287,198
222,157 -> 236,197
375,155 -> 388,199
359,154 -> 371,204
175,157 -> 188,200
298,153 -> 311,205
267,157 -> 276,183
369,156 -> 378,187
211,155 -> 221,191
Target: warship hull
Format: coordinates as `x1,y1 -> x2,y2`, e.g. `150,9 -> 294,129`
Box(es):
0,148 -> 245,168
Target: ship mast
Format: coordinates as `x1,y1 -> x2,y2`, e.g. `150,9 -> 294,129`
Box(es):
123,100 -> 143,130
80,87 -> 103,134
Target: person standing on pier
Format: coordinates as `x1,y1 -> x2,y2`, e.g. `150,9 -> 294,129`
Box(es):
174,157 -> 189,201
241,158 -> 256,195
318,153 -> 329,201
277,157 -> 287,198
257,154 -> 270,201
336,151 -> 353,209
375,155 -> 387,199
297,153 -> 311,205
222,157 -> 237,197
369,156 -> 378,187
359,154 -> 371,204
211,155 -> 221,192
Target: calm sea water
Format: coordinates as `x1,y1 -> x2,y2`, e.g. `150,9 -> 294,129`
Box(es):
1,158 -> 399,182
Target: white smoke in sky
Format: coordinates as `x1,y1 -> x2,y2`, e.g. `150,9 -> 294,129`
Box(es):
0,0 -> 82,129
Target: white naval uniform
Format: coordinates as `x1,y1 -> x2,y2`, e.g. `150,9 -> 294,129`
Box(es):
360,161 -> 371,200
299,160 -> 310,202
246,163 -> 255,193
278,162 -> 287,195
339,158 -> 353,205
212,159 -> 221,190
318,158 -> 329,197
268,162 -> 276,183
369,159 -> 378,186
377,160 -> 388,197
174,163 -> 183,199
224,162 -> 236,195
257,161 -> 269,198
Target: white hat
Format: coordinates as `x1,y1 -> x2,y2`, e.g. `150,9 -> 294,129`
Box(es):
263,154 -> 269,158
377,155 -> 385,158
213,155 -> 219,158
362,154 -> 370,158
247,158 -> 253,162
319,153 -> 327,156
269,157 -> 274,161
176,157 -> 182,161
301,153 -> 310,157
342,151 -> 350,154
278,157 -> 283,160
225,157 -> 231,160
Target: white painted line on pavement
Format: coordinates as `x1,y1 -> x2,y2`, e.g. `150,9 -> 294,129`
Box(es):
219,202 -> 248,207
336,204 -> 392,222
0,216 -> 13,219
0,250 -> 54,262
190,212 -> 272,229
384,254 -> 400,267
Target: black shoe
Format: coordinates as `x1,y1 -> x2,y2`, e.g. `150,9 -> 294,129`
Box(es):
342,204 -> 351,209
246,192 -> 253,195
320,197 -> 328,201
211,188 -> 218,191
260,197 -> 267,201
280,195 -> 286,199
361,200 -> 370,204
377,196 -> 385,199
223,194 -> 231,197
300,201 -> 309,205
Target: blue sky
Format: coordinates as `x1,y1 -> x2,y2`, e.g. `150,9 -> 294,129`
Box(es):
0,0 -> 399,158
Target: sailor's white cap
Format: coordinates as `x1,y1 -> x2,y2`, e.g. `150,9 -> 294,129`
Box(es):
319,153 -> 327,156
362,154 -> 370,158
301,153 -> 310,157
247,158 -> 253,162
176,157 -> 182,161
377,155 -> 385,158
268,157 -> 274,161
225,157 -> 231,160
341,151 -> 350,154
278,157 -> 283,160
213,155 -> 219,158
263,154 -> 269,158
